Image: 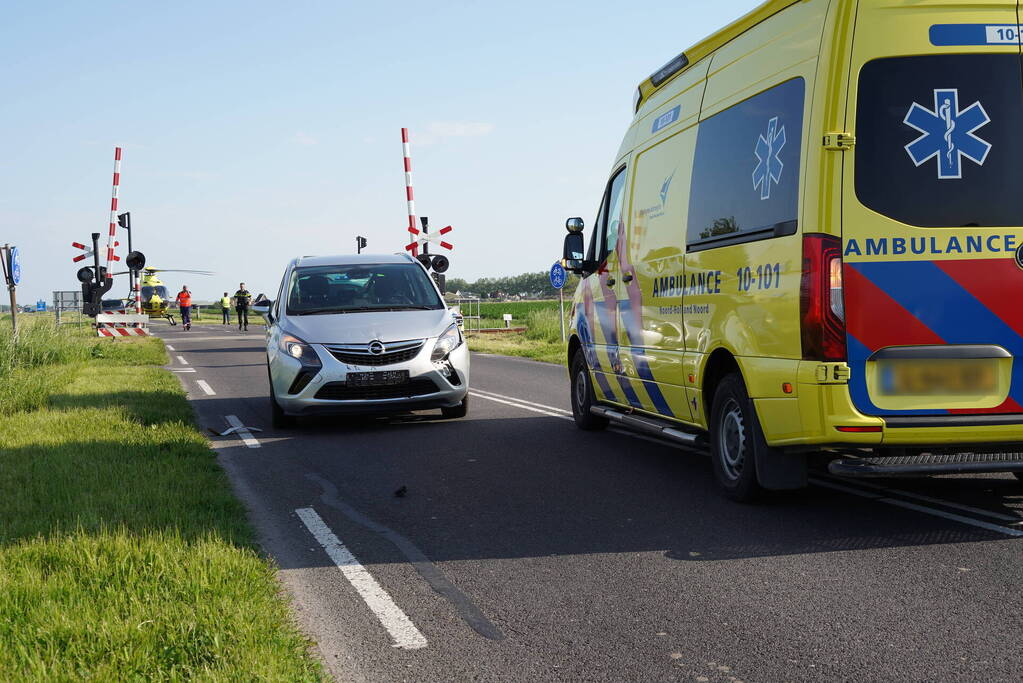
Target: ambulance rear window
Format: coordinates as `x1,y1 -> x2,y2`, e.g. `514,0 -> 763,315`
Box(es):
855,54 -> 1023,227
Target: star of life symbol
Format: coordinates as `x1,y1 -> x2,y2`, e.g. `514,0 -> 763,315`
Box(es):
904,89 -> 991,180
753,116 -> 786,200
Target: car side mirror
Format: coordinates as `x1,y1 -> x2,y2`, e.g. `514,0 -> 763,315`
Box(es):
252,300 -> 272,319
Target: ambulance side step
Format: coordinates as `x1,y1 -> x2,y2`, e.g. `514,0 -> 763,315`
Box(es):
590,405 -> 706,450
829,451 -> 1023,477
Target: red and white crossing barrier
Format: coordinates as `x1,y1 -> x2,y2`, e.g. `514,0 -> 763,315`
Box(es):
401,128 -> 419,255
94,312 -> 149,337
105,147 -> 122,278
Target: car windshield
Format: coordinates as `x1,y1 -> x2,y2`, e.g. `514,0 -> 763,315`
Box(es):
285,263 -> 443,315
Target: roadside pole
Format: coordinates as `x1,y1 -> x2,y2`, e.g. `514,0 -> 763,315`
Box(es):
559,286 -> 565,342
2,244 -> 20,339
549,261 -> 567,342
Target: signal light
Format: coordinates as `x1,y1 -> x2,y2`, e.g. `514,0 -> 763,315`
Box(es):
416,254 -> 432,269
77,266 -> 94,283
800,234 -> 846,361
125,250 -> 146,271
431,254 -> 449,273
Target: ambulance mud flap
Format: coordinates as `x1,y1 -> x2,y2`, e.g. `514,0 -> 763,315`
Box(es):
747,397 -> 808,491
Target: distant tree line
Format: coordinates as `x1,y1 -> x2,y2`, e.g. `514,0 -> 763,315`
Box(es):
446,270 -> 580,299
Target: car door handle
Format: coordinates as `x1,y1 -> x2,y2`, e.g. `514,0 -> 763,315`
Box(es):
607,277 -> 616,286
622,273 -> 633,283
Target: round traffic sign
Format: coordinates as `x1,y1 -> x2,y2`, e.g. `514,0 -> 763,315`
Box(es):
9,246 -> 21,286
549,262 -> 567,290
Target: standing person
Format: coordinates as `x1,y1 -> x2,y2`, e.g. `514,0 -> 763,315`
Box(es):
220,292 -> 232,325
234,282 -> 252,331
175,285 -> 193,331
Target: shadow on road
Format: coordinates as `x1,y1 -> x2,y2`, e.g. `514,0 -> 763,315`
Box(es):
206,405 -> 1023,568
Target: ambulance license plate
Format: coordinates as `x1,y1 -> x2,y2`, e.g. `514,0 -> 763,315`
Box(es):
346,370 -> 409,387
881,360 -> 997,396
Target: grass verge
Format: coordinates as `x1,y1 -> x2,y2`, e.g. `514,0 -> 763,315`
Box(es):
467,331 -> 567,364
0,321 -> 323,680
465,306 -> 569,364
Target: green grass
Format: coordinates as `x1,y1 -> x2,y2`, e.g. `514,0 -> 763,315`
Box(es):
464,302 -> 569,364
474,300 -> 560,324
467,331 -> 567,364
0,320 -> 323,680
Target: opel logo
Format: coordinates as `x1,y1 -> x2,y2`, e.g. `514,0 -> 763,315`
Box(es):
368,340 -> 386,355
1015,243 -> 1023,271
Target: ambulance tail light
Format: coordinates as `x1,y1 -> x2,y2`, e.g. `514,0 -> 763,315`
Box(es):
800,234 -> 846,361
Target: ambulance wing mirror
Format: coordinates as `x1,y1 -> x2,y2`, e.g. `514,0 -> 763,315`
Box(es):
563,217 -> 588,274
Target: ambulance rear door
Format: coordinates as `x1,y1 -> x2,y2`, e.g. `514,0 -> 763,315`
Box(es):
842,0 -> 1023,419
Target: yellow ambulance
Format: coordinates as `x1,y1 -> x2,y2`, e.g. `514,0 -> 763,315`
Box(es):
562,0 -> 1023,500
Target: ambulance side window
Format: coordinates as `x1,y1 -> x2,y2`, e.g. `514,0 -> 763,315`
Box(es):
587,166 -> 627,264
687,77 -> 804,251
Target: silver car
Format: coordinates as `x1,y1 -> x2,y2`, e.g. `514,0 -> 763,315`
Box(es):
256,254 -> 469,427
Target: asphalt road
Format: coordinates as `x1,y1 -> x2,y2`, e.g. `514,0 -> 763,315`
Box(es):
157,322 -> 1023,682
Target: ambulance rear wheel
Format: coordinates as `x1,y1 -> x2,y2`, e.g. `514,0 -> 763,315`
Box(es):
570,351 -> 608,431
709,373 -> 764,502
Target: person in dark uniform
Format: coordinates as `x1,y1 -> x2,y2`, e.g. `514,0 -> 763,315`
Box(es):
234,282 -> 252,331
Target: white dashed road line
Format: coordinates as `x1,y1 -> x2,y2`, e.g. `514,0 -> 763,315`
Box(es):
165,344 -> 175,351
171,368 -> 196,373
295,507 -> 428,650
225,414 -> 260,449
196,380 -> 216,396
176,355 -> 189,365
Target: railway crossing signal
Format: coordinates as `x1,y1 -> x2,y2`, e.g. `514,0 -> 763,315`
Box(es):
400,129 -> 454,293
356,236 -> 367,254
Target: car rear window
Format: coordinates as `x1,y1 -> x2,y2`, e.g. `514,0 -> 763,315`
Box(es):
855,54 -> 1023,227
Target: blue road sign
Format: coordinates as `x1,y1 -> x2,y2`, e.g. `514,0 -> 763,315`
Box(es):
9,246 -> 21,286
549,262 -> 567,290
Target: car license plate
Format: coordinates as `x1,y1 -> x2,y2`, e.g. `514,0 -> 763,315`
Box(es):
345,370 -> 410,387
880,359 -> 997,396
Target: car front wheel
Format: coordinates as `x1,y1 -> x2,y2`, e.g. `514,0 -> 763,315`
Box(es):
442,395 -> 469,419
268,365 -> 295,429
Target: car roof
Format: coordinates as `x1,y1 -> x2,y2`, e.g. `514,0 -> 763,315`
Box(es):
292,253 -> 415,268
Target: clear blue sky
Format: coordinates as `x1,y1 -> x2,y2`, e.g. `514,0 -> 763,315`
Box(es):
1,0 -> 763,303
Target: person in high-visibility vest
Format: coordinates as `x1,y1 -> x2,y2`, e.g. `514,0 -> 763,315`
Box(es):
220,292 -> 231,325
234,283 -> 252,331
175,286 -> 193,331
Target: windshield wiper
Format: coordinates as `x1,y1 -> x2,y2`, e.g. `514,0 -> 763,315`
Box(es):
293,308 -> 346,315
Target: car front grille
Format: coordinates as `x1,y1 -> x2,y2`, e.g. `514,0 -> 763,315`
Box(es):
324,339 -> 425,366
314,378 -> 438,401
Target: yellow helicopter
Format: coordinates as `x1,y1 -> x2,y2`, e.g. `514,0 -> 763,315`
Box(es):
107,267 -> 213,324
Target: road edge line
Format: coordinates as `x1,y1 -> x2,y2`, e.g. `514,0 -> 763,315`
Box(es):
295,507 -> 428,650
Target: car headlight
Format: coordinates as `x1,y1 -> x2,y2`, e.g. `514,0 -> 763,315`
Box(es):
280,333 -> 321,367
431,324 -> 463,361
